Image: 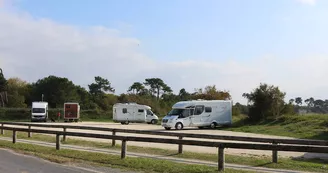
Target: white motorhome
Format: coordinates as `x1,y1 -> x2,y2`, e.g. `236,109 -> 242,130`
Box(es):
113,103 -> 159,125
161,100 -> 232,130
31,102 -> 48,122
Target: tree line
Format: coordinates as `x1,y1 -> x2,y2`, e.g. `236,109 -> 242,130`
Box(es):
0,68 -> 326,121
0,68 -> 231,116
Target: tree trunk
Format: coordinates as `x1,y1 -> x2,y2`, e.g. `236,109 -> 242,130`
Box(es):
0,92 -> 4,107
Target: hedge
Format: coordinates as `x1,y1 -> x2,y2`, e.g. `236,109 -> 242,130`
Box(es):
0,108 -> 112,121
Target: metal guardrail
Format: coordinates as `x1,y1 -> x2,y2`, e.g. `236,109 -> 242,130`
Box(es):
1,125 -> 328,172
1,121 -> 328,171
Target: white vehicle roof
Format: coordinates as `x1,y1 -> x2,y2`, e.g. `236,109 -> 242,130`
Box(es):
172,100 -> 232,109
114,102 -> 152,109
64,102 -> 79,105
32,102 -> 48,107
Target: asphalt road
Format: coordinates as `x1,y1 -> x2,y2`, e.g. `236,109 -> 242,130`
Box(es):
0,149 -> 135,173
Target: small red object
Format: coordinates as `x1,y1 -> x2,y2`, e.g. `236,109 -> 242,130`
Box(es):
58,112 -> 61,117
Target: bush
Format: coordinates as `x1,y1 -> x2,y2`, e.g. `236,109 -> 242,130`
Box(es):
0,108 -> 111,121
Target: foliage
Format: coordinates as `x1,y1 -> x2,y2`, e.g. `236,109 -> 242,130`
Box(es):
88,76 -> 115,95
242,83 -> 286,121
192,85 -> 231,100
6,78 -> 29,108
144,78 -> 172,100
127,82 -> 145,94
30,75 -> 81,108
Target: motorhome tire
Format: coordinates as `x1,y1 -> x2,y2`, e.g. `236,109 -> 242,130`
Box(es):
210,122 -> 216,129
151,119 -> 156,124
165,127 -> 171,130
175,123 -> 183,130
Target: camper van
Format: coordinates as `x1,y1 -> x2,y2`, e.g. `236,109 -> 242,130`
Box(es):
31,102 -> 48,122
64,102 -> 80,122
161,100 -> 232,130
113,103 -> 159,125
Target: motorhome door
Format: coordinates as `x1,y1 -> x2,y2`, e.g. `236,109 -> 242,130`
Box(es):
200,106 -> 213,126
190,105 -> 204,126
136,108 -> 146,122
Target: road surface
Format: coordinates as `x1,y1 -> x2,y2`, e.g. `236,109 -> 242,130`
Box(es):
5,122 -> 328,160
0,148 -> 136,173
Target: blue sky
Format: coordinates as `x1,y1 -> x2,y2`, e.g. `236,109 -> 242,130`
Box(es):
14,0 -> 328,61
1,0 -> 328,104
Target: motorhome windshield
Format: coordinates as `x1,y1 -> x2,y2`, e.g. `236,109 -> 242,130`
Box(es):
32,108 -> 45,113
146,109 -> 154,115
167,109 -> 186,116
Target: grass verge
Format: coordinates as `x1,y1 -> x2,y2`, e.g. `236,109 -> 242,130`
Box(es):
0,131 -> 327,172
0,140 -> 253,173
222,114 -> 328,140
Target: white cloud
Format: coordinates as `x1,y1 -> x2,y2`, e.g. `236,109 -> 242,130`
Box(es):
297,0 -> 316,5
1,9 -> 328,105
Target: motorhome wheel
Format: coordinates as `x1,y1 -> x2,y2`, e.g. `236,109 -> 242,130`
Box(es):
151,119 -> 156,124
210,122 -> 216,129
175,123 -> 183,130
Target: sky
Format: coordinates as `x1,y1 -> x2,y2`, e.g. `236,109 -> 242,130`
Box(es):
1,0 -> 328,104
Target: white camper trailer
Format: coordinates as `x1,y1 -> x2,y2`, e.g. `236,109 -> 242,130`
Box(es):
31,102 -> 48,122
161,100 -> 232,130
113,103 -> 159,125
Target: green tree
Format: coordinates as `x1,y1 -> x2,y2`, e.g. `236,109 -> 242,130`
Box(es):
75,85 -> 96,109
178,88 -> 190,101
128,82 -> 145,94
242,83 -> 286,121
295,97 -> 302,106
193,85 -> 231,100
144,78 -> 172,100
6,78 -> 29,108
305,97 -> 315,107
0,68 -> 8,107
289,99 -> 295,104
31,75 -> 81,108
88,76 -> 115,95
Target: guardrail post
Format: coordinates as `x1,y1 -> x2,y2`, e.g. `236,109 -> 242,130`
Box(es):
13,130 -> 17,144
63,127 -> 67,142
218,146 -> 225,172
56,134 -> 60,150
121,140 -> 127,159
178,136 -> 183,154
272,141 -> 278,163
28,125 -> 32,138
0,123 -> 3,135
112,130 -> 116,146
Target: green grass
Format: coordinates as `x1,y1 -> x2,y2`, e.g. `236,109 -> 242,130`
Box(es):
1,131 -> 327,172
222,114 -> 328,140
0,140 -> 253,173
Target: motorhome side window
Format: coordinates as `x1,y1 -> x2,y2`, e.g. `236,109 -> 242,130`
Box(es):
122,108 -> 127,114
138,109 -> 144,113
205,107 -> 212,113
194,105 -> 204,115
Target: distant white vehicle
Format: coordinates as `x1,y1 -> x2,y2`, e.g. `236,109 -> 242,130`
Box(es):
31,102 -> 48,122
161,100 -> 232,130
113,103 -> 159,125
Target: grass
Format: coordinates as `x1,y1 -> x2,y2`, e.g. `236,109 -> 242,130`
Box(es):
0,140 -> 253,173
221,114 -> 328,140
0,131 -> 327,172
